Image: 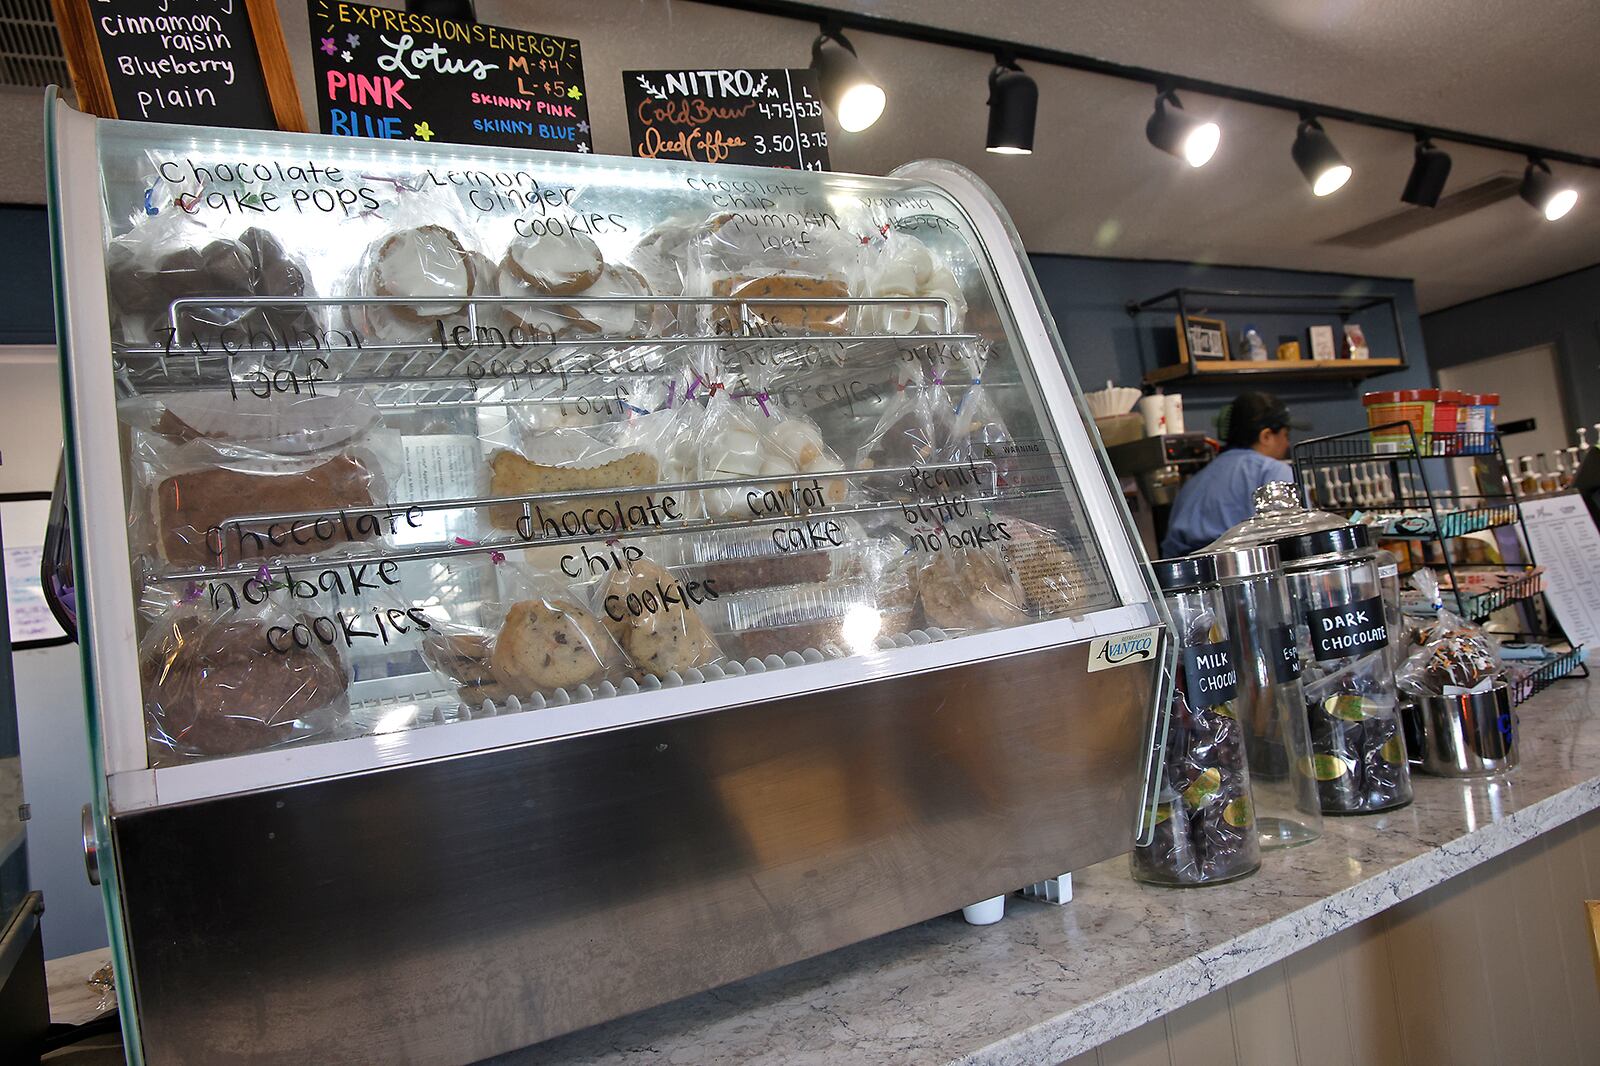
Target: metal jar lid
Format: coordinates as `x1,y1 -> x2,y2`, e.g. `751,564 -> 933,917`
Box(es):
1206,543 -> 1281,581
1274,524 -> 1372,565
1151,554 -> 1218,591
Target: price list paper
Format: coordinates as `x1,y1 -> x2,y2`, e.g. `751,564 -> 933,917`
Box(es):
624,68 -> 830,170
1519,493 -> 1600,651
309,0 -> 591,151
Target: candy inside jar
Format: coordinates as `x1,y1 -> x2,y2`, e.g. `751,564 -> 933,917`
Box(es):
1133,556 -> 1262,887
1276,525 -> 1412,814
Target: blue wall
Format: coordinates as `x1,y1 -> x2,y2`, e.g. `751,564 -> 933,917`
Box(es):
1028,254 -> 1433,443
0,205 -> 55,345
1421,262 -> 1600,431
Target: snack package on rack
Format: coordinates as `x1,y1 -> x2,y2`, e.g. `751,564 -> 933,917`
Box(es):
420,562 -> 626,704
711,541 -> 917,660
345,188 -> 497,350
625,217 -> 700,336
858,229 -> 967,335
692,388 -> 849,521
1395,569 -> 1504,697
992,515 -> 1095,618
595,554 -> 724,679
119,389 -> 383,459
139,593 -> 351,763
685,211 -> 864,337
915,541 -> 1029,632
855,364 -> 952,481
130,434 -> 395,569
942,350 -> 1021,488
495,221 -> 667,341
105,206 -> 320,350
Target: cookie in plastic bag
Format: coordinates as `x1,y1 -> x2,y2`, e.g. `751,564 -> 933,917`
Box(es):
141,598 -> 350,763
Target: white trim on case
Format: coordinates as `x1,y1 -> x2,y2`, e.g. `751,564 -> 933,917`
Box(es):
125,603 -> 1158,809
897,161 -> 1153,609
53,101 -> 150,779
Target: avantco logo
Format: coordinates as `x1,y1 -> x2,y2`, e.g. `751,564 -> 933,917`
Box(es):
1086,627 -> 1159,672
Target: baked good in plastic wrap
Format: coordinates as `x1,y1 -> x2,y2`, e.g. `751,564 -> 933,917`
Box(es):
596,555 -> 723,679
713,547 -> 915,660
994,516 -> 1096,617
140,598 -> 350,763
121,388 -> 382,459
856,365 -> 952,482
858,230 -> 967,334
1395,568 -> 1504,697
144,446 -> 389,567
661,516 -> 858,595
419,564 -> 625,703
916,545 -> 1028,632
685,211 -> 863,336
105,210 -> 318,350
497,228 -> 664,340
692,390 -> 849,521
1132,604 -> 1260,886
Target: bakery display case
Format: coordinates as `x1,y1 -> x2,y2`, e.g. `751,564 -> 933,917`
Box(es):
46,91 -> 1172,1063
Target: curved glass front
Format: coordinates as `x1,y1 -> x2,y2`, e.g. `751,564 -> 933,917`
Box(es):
85,120 -> 1133,771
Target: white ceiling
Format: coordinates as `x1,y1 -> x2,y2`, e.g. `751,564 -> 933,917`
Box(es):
8,0 -> 1599,312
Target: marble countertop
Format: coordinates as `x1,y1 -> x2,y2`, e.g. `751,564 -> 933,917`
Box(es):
501,676 -> 1600,1065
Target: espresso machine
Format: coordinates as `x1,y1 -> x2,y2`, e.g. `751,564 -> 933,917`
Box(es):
1107,432 -> 1216,555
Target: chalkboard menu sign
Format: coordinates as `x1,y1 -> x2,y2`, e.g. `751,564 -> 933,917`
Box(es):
308,0 -> 592,152
624,69 -> 830,170
51,0 -> 304,129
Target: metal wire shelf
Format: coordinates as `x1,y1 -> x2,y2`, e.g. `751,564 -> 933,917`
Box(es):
113,294 -> 987,396
150,458 -> 1069,582
1510,646 -> 1589,706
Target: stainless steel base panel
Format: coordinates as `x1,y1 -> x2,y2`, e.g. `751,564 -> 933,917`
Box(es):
113,640 -> 1158,1065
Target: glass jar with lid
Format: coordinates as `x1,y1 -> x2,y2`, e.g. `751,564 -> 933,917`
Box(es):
1203,544 -> 1322,848
1275,525 -> 1412,814
1133,556 -> 1262,886
1210,481 -> 1403,676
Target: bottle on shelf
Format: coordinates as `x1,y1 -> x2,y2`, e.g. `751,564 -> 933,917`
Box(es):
1516,455 -> 1540,497
1536,453 -> 1561,494
1578,425 -> 1590,456
1566,446 -> 1583,485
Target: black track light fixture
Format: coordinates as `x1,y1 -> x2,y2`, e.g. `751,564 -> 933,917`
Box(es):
986,57 -> 1037,155
810,27 -> 885,132
1291,116 -> 1352,196
1520,158 -> 1578,221
1401,134 -> 1452,207
1145,90 -> 1219,168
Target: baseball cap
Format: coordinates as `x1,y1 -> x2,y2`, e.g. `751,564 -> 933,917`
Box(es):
1217,391 -> 1308,447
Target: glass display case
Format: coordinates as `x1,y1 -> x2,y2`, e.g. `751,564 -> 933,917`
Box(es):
48,92 -> 1171,1064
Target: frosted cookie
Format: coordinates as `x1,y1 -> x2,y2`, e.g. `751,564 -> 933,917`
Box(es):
501,230 -> 604,296
601,557 -> 720,678
569,264 -> 650,337
492,599 -> 616,692
768,417 -> 848,506
371,225 -> 475,322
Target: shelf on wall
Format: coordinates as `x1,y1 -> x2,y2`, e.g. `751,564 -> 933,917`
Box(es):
1125,286 -> 1410,387
1142,357 -> 1405,386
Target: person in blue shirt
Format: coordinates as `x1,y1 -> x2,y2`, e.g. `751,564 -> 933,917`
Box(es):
1160,391 -> 1299,557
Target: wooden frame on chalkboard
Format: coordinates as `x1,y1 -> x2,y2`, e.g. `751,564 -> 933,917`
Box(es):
49,0 -> 306,131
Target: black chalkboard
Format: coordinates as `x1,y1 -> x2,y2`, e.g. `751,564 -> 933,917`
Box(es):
308,0 -> 592,152
83,0 -> 280,128
624,68 -> 829,171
